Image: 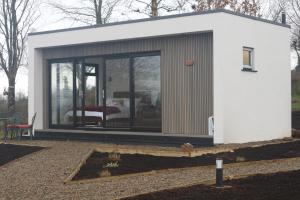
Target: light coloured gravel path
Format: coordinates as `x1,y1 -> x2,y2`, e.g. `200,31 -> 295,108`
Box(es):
0,140 -> 299,200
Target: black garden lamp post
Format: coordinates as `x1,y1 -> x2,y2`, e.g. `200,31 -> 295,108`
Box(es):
216,157 -> 223,188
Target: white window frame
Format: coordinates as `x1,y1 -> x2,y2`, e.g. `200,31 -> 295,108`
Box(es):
243,47 -> 255,70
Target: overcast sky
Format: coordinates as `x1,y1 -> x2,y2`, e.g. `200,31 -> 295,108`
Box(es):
0,0 -> 297,96
0,0 -> 184,95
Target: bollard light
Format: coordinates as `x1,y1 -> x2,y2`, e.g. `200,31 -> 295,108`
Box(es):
216,158 -> 223,188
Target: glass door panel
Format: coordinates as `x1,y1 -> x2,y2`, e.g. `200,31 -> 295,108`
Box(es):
75,61 -> 84,126
85,76 -> 97,106
50,62 -> 74,126
133,55 -> 161,129
105,58 -> 130,128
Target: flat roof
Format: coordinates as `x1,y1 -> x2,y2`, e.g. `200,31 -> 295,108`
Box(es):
29,9 -> 290,36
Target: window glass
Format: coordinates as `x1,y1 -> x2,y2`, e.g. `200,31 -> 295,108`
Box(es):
85,76 -> 97,109
85,66 -> 96,74
243,49 -> 251,66
51,62 -> 74,125
133,55 -> 161,129
105,58 -> 130,128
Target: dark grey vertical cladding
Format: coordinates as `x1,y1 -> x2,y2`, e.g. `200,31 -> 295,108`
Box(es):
43,32 -> 213,135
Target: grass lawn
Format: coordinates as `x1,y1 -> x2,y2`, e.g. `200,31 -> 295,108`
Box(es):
292,94 -> 300,111
0,129 -> 4,139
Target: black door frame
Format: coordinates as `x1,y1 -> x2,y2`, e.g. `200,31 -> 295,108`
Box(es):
81,62 -> 100,126
48,51 -> 161,132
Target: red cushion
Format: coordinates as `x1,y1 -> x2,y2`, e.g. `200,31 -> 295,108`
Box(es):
7,124 -> 18,128
16,124 -> 32,129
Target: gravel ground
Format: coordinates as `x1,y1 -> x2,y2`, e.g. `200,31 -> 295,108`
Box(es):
0,139 -> 299,200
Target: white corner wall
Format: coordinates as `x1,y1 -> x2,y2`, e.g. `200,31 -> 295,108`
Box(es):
213,14 -> 291,144
28,47 -> 44,130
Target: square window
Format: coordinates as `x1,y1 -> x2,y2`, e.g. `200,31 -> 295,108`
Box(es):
243,47 -> 254,70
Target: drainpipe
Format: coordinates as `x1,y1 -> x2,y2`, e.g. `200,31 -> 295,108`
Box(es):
208,116 -> 214,136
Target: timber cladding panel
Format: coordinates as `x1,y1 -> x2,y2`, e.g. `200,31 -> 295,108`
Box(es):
43,32 -> 213,136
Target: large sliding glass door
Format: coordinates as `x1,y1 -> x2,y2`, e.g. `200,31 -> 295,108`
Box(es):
49,53 -> 161,131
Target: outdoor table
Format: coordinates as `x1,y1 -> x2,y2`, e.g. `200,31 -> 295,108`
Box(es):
0,118 -> 9,142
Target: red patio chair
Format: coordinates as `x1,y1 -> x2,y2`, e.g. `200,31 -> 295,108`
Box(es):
16,113 -> 37,140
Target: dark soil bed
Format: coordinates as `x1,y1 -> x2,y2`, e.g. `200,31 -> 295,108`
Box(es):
122,170 -> 300,200
0,143 -> 44,166
72,140 -> 300,181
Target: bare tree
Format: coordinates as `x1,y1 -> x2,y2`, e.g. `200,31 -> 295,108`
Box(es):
0,0 -> 40,113
263,0 -> 287,22
191,0 -> 262,17
50,0 -> 124,25
289,0 -> 300,28
287,1 -> 300,68
128,0 -> 189,17
292,31 -> 300,71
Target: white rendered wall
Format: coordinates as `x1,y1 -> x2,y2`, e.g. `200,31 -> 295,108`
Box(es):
28,47 -> 43,130
213,14 -> 291,144
28,11 -> 291,143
